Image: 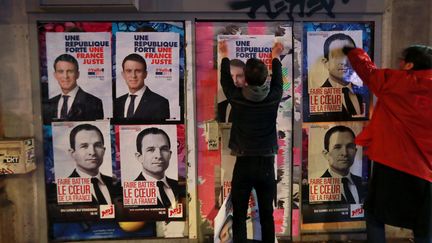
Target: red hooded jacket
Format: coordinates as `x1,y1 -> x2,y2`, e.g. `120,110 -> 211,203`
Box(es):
347,48 -> 432,182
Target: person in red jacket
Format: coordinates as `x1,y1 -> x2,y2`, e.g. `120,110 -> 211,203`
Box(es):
343,45 -> 432,243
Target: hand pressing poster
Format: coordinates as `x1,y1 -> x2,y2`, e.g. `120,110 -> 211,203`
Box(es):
302,22 -> 373,122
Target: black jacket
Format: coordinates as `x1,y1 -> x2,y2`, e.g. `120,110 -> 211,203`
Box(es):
114,87 -> 170,122
44,87 -> 104,124
305,79 -> 367,122
220,57 -> 283,156
134,172 -> 180,207
69,169 -> 117,204
321,169 -> 367,204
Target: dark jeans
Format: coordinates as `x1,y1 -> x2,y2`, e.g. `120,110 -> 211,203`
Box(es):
231,156 -> 276,243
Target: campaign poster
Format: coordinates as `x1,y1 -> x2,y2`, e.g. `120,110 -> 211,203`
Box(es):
115,31 -> 181,122
301,123 -> 368,223
302,23 -> 373,122
195,21 -> 293,239
116,124 -> 186,221
45,31 -> 112,121
216,35 -> 274,123
46,120 -> 118,221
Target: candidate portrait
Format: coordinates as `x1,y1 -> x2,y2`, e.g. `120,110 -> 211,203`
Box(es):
217,59 -> 247,123
133,127 -> 179,208
44,54 -> 104,123
319,33 -> 364,120
66,123 -> 115,205
305,31 -> 369,122
114,53 -> 170,122
320,125 -> 366,204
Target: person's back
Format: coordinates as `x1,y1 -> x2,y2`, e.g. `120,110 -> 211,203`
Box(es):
345,45 -> 432,243
223,56 -> 283,155
346,45 -> 432,182
218,41 -> 283,243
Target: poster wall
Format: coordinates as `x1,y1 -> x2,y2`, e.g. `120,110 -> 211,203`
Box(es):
39,21 -> 186,241
302,23 -> 373,122
300,22 -> 373,228
195,21 -> 294,239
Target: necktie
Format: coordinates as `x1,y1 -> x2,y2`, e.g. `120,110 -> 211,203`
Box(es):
342,177 -> 355,204
342,87 -> 357,115
157,181 -> 171,208
127,94 -> 137,118
60,95 -> 69,119
91,177 -> 107,204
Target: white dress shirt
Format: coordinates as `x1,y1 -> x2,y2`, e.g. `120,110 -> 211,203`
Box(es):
141,171 -> 176,208
75,168 -> 112,204
123,85 -> 146,117
328,169 -> 360,204
327,80 -> 361,114
57,85 -> 79,118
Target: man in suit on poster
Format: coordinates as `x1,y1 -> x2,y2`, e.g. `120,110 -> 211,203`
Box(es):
319,33 -> 366,120
44,54 -> 104,123
320,125 -> 366,204
217,59 -> 247,123
67,123 -> 115,205
114,53 -> 170,122
134,127 -> 179,208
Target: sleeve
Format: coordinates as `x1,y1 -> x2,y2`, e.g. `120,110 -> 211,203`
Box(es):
220,57 -> 236,99
347,48 -> 386,95
269,58 -> 283,99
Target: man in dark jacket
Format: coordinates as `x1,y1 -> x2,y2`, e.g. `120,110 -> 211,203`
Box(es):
134,127 -> 179,208
114,53 -> 170,122
44,54 -> 104,123
67,123 -> 115,204
219,40 -> 283,243
321,125 -> 366,204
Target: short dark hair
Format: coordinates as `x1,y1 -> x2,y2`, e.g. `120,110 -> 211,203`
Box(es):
122,53 -> 147,71
323,33 -> 356,59
136,127 -> 171,154
244,58 -> 268,86
323,125 -> 355,151
54,54 -> 79,71
69,124 -> 104,150
230,59 -> 246,69
401,45 -> 432,70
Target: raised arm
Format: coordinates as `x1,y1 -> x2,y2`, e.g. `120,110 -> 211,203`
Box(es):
344,47 -> 383,94
270,42 -> 283,97
219,40 -> 236,99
